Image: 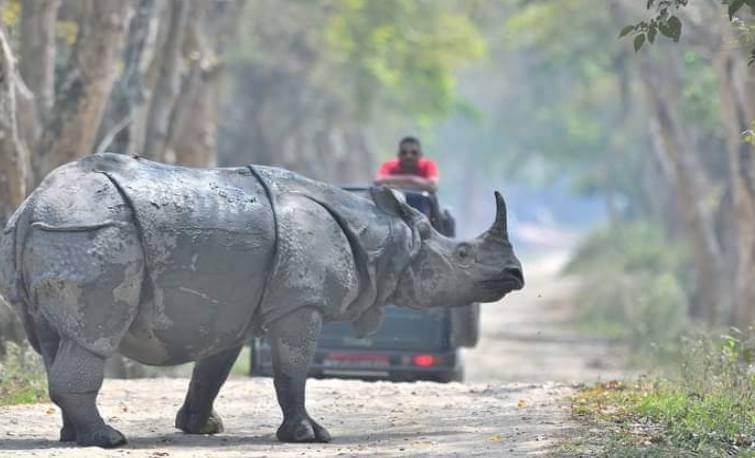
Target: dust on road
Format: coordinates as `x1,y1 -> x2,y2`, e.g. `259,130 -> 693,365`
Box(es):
465,251 -> 628,384
0,253 -> 625,457
0,378 -> 576,457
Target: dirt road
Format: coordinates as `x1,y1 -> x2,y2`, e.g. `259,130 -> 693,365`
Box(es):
0,253 -> 624,457
465,251 -> 627,384
0,379 -> 577,457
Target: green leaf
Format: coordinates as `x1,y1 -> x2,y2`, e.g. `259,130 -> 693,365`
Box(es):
619,25 -> 635,38
648,25 -> 657,44
658,21 -> 671,38
667,16 -> 682,42
634,33 -> 646,52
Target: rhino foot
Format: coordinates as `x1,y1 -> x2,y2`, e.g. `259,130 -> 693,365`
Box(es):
276,416 -> 331,443
175,407 -> 224,435
76,425 -> 126,448
59,424 -> 76,442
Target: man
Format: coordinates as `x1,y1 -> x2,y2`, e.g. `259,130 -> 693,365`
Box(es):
374,137 -> 439,193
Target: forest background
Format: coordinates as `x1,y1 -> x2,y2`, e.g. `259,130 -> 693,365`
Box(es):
0,0 -> 754,370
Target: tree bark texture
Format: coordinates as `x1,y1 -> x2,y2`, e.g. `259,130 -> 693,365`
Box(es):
124,0 -> 169,157
714,47 -> 755,326
143,0 -> 190,161
33,0 -> 134,182
165,0 -> 245,167
19,0 -> 59,122
0,28 -> 31,227
639,50 -> 726,324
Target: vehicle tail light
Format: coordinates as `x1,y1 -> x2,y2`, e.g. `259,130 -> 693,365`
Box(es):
412,354 -> 436,367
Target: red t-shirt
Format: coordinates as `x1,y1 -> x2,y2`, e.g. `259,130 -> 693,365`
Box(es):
376,158 -> 439,180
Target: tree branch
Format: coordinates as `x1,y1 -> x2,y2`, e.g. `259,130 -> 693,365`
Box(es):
0,28 -> 31,226
33,0 -> 134,182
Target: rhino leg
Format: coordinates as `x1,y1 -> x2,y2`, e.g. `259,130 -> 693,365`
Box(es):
269,307 -> 330,443
33,316 -> 76,442
175,345 -> 242,434
47,338 -> 125,448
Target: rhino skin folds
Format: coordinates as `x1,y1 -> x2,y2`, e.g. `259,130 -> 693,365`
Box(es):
5,153 -> 414,366
0,152 -> 522,448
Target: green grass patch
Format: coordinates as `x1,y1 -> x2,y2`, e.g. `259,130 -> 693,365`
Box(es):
231,346 -> 251,377
0,343 -> 48,406
569,334 -> 755,457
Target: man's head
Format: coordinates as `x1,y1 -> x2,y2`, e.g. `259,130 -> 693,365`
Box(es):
397,137 -> 422,169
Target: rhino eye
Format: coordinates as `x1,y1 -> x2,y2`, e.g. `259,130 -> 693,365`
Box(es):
455,244 -> 474,263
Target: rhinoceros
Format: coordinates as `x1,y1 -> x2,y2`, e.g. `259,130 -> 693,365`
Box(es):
0,152 -> 523,448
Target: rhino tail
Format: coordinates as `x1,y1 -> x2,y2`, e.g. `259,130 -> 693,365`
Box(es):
0,195 -> 41,352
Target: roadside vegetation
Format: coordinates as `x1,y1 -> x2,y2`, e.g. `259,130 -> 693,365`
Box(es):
0,343 -> 46,407
565,224 -> 755,456
565,223 -> 691,363
569,333 -> 754,457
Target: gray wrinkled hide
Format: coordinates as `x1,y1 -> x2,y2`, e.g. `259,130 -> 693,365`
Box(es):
0,153 -> 415,365
0,153 -> 523,447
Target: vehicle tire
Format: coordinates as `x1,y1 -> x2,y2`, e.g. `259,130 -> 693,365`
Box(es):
450,303 -> 480,348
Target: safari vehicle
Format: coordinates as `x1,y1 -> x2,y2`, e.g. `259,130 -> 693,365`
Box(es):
250,187 -> 481,383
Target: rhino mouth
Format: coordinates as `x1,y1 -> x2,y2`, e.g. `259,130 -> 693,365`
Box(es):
478,276 -> 524,293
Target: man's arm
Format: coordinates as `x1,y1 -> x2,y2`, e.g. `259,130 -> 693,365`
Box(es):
374,174 -> 438,193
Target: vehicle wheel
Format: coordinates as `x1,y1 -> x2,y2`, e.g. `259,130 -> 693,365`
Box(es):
450,303 -> 480,348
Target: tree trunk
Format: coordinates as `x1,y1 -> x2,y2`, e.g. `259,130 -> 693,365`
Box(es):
165,1 -> 238,167
33,0 -> 134,182
126,0 -> 169,157
144,0 -> 190,161
639,50 -> 726,324
714,49 -> 755,327
19,0 -> 59,122
0,28 -> 31,227
167,63 -> 221,167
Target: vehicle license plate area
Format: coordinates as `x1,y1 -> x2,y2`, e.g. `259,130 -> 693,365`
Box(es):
322,352 -> 390,370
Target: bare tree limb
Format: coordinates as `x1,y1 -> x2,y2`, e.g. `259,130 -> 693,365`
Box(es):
19,0 -> 59,122
95,115 -> 132,156
0,28 -> 31,226
122,0 -> 167,156
33,0 -> 134,182
167,0 -> 245,167
144,0 -> 191,161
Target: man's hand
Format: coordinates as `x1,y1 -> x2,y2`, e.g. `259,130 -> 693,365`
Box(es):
374,175 -> 438,193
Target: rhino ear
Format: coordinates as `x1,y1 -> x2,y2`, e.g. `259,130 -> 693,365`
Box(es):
370,186 -> 413,220
371,186 -> 423,258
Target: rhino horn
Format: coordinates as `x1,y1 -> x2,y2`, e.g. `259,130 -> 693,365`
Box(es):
485,191 -> 508,241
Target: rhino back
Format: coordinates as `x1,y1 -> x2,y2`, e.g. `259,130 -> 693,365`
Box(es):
85,154 -> 276,364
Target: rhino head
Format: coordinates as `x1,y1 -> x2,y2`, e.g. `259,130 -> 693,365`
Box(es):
388,191 -> 524,308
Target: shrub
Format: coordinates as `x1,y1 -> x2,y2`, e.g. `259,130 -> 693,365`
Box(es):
0,342 -> 47,406
566,222 -> 690,356
571,332 -> 755,456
